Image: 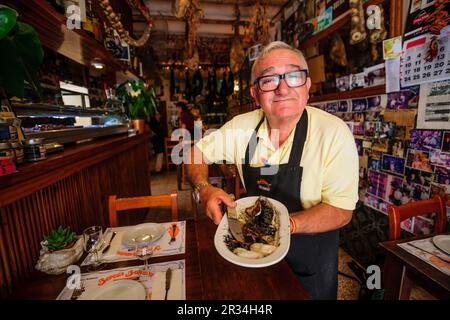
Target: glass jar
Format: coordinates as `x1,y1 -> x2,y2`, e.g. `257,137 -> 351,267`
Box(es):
0,142 -> 15,159
23,138 -> 47,161
10,141 -> 24,164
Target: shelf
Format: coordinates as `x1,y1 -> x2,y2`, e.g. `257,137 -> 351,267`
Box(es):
308,85 -> 385,103
12,102 -> 125,117
299,0 -> 391,49
3,0 -> 139,77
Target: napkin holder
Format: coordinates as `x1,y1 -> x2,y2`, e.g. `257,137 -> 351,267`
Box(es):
35,236 -> 84,275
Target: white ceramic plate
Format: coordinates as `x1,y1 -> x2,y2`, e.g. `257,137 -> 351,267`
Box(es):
432,235 -> 450,255
214,196 -> 290,268
79,280 -> 146,300
122,223 -> 165,247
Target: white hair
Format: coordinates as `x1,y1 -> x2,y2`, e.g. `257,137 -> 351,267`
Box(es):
251,41 -> 309,83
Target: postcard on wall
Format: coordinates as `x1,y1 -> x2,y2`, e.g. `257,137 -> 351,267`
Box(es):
381,154 -> 406,176
350,72 -> 365,90
417,79 -> 450,130
406,149 -> 434,173
383,36 -> 403,60
404,167 -> 432,186
410,129 -> 442,151
352,98 -> 368,112
430,149 -> 450,166
442,131 -> 450,152
337,100 -> 350,112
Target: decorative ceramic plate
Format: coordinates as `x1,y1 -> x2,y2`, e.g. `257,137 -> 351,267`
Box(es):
122,223 -> 165,247
432,235 -> 450,255
214,196 -> 290,268
79,279 -> 146,300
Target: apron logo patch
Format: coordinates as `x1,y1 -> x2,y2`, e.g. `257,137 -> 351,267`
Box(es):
256,179 -> 272,192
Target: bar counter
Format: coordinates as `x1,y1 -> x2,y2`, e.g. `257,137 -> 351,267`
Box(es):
0,132 -> 152,297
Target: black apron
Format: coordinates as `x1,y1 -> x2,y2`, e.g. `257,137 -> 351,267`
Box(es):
242,110 -> 340,300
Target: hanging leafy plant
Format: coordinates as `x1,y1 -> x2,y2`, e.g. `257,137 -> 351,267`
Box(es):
116,79 -> 157,120
0,5 -> 44,98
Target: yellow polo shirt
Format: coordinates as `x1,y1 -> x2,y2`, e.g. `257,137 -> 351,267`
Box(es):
195,106 -> 359,211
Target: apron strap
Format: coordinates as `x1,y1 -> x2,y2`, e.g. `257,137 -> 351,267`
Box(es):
244,116 -> 265,165
287,110 -> 308,166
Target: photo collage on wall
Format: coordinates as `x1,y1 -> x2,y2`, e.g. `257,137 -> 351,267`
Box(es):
311,89 -> 449,236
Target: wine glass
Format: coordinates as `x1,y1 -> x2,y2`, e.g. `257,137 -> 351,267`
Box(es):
83,226 -> 104,271
133,234 -> 154,271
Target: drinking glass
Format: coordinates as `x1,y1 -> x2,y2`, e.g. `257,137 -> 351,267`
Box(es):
83,226 -> 104,271
134,234 -> 154,271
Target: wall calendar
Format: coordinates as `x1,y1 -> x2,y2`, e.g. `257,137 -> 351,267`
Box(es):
401,35 -> 450,88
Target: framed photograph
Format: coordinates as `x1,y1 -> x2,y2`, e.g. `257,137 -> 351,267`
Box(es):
352,112 -> 365,123
430,149 -> 450,167
338,100 -> 349,112
364,193 -> 388,215
401,218 -> 414,233
406,149 -> 434,173
386,90 -> 415,109
379,122 -> 396,139
372,139 -> 389,153
404,167 -> 432,186
386,175 -> 404,205
105,30 -> 130,61
410,130 -> 442,151
351,98 -> 368,112
381,154 -> 406,176
442,131 -> 450,152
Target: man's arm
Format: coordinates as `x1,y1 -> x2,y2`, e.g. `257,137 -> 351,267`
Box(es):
290,204 -> 352,234
187,145 -> 235,224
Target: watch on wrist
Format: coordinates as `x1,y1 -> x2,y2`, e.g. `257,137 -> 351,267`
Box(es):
193,181 -> 210,203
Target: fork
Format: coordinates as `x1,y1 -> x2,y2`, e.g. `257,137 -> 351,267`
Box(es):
70,281 -> 85,300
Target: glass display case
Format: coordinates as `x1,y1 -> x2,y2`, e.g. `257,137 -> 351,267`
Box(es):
12,101 -> 129,145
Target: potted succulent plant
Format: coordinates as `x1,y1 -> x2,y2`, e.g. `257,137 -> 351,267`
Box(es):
35,226 -> 84,275
0,5 -> 43,99
116,79 -> 157,133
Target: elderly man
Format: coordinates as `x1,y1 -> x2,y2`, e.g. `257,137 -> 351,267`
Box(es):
187,41 -> 358,299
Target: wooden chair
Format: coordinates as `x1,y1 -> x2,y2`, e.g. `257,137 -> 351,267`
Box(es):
109,192 -> 178,227
383,195 -> 447,300
388,195 -> 447,240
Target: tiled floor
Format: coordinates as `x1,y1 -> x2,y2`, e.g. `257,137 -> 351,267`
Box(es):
148,165 -> 435,300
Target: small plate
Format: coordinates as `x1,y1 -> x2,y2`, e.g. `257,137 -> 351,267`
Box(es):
432,235 -> 450,255
79,280 -> 146,300
214,196 -> 290,268
122,223 -> 165,247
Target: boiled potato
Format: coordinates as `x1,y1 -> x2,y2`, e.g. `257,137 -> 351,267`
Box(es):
233,247 -> 264,259
250,243 -> 276,256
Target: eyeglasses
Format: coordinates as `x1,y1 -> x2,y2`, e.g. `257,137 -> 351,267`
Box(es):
254,69 -> 308,92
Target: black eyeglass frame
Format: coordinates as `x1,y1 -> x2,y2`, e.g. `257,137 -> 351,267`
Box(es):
254,69 -> 309,92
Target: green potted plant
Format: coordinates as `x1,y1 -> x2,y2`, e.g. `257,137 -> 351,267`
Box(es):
35,226 -> 84,275
116,79 -> 158,133
0,5 -> 44,99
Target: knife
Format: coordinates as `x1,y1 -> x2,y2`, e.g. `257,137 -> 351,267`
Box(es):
223,194 -> 244,242
101,231 -> 117,254
164,268 -> 172,300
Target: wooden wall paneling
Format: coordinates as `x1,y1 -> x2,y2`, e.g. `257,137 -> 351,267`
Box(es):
0,211 -> 13,296
14,201 -> 32,277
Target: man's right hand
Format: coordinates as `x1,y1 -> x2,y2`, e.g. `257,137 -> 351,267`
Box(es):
200,185 -> 236,225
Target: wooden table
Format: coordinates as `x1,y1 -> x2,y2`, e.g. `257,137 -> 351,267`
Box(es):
9,219 -> 310,300
196,218 -> 311,300
380,234 -> 450,300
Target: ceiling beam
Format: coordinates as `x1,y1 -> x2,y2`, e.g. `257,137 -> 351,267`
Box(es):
133,14 -> 250,26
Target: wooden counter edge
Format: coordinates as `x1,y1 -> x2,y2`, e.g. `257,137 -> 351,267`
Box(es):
0,133 -> 151,207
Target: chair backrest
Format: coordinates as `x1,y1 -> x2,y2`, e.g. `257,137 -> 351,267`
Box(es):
388,195 -> 447,240
109,192 -> 178,227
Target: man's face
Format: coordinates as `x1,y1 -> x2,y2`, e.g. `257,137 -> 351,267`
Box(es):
250,48 -> 311,124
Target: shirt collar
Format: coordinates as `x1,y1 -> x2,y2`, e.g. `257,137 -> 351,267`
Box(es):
256,117 -> 296,151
